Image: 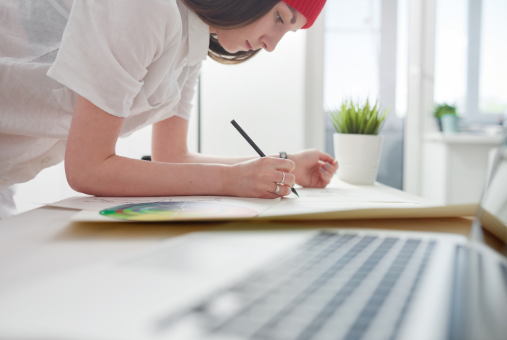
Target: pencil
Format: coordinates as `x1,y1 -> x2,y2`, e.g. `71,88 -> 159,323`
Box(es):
231,120 -> 299,197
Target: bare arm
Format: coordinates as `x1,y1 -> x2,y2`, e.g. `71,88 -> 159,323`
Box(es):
152,116 -> 338,188
152,115 -> 258,164
65,96 -> 295,198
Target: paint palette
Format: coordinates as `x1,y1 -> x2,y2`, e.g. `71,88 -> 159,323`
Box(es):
99,201 -> 258,221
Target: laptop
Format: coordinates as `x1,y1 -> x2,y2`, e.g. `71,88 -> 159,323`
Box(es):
0,131 -> 506,340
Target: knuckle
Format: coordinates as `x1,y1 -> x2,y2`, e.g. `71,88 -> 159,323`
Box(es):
260,190 -> 270,198
258,169 -> 270,178
287,159 -> 296,171
259,157 -> 270,165
256,182 -> 264,191
287,173 -> 296,184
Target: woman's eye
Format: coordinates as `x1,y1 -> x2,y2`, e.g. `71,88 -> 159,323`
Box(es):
276,12 -> 284,24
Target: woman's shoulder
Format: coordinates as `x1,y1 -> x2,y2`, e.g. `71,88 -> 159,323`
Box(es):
110,0 -> 182,26
122,0 -> 181,15
73,0 -> 184,44
77,0 -> 183,29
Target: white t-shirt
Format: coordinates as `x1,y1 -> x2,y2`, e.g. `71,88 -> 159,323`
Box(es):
0,0 -> 209,193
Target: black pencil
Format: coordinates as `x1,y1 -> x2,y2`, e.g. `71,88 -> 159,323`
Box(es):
231,120 -> 299,197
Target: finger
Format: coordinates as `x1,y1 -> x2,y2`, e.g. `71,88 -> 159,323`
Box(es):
318,151 -> 336,164
313,171 -> 328,188
264,157 -> 295,173
319,167 -> 331,181
318,161 -> 338,179
280,185 -> 292,197
268,171 -> 296,187
317,162 -> 333,179
318,160 -> 338,171
319,167 -> 334,186
259,169 -> 296,187
282,172 -> 296,187
267,183 -> 292,197
262,192 -> 283,199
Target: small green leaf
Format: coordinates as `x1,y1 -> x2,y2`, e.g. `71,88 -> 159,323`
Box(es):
328,97 -> 390,135
364,116 -> 377,134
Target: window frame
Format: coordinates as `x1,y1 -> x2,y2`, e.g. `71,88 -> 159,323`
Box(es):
465,0 -> 504,124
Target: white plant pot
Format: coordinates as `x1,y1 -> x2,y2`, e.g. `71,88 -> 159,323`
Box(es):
333,133 -> 384,185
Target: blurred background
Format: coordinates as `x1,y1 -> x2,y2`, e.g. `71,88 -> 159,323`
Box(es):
14,0 -> 507,213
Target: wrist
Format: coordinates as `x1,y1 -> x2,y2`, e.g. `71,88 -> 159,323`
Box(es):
219,164 -> 234,196
287,153 -> 302,178
286,152 -> 298,164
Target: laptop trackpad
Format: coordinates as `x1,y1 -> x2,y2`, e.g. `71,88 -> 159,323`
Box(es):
125,232 -> 307,276
0,231 -> 312,339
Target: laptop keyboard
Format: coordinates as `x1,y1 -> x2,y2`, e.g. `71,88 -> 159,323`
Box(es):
157,232 -> 436,340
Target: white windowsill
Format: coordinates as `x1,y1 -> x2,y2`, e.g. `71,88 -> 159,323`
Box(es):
423,132 -> 504,145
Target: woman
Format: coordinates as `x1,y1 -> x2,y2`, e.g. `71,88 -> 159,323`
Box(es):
0,0 -> 337,219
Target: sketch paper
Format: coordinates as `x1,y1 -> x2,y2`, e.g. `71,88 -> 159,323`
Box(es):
51,182 -> 426,223
51,187 -> 413,213
49,196 -> 281,216
287,188 -> 415,203
258,203 -> 478,221
71,201 -> 476,223
259,201 -> 422,217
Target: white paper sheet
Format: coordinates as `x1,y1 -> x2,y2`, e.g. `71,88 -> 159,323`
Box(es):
289,188 -> 415,203
259,201 -> 422,217
50,196 -> 281,216
51,186 -> 418,222
258,203 -> 477,221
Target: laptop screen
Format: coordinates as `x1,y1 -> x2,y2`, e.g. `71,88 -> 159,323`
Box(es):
477,128 -> 507,243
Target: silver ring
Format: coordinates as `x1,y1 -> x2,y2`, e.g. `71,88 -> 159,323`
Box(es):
279,171 -> 285,184
274,184 -> 280,194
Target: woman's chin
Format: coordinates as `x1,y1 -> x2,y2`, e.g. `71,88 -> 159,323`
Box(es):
223,46 -> 240,54
219,42 -> 242,54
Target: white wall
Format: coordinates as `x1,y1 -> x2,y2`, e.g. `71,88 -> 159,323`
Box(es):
200,30 -> 307,157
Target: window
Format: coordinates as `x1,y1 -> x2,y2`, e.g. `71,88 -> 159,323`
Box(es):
434,0 -> 507,123
323,0 -> 405,189
479,0 -> 507,116
324,0 -> 381,111
434,0 -> 467,113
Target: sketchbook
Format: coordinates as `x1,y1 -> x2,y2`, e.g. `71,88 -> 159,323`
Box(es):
48,185 -> 476,222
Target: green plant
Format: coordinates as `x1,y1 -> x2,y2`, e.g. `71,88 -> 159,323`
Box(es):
329,98 -> 389,135
434,103 -> 457,119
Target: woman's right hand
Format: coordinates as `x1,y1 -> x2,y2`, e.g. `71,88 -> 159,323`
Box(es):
226,157 -> 296,199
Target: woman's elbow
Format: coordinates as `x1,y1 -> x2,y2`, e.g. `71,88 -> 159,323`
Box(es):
65,161 -> 95,195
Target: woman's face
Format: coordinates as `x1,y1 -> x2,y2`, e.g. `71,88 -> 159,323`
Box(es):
209,1 -> 307,53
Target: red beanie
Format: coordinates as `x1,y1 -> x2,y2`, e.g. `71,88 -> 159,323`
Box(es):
282,0 -> 327,29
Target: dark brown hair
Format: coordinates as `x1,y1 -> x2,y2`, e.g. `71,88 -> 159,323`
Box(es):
181,0 -> 279,64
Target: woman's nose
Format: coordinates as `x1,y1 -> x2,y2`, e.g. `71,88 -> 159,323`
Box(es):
260,34 -> 281,52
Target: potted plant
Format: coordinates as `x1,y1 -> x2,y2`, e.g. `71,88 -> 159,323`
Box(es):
434,103 -> 458,133
329,98 -> 388,185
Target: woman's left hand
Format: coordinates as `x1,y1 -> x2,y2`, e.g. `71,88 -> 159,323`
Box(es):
288,149 -> 338,188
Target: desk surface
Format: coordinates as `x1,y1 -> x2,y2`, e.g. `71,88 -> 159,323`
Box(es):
0,181 -> 504,293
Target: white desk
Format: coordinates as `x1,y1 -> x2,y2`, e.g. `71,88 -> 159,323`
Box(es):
0,180 -> 502,294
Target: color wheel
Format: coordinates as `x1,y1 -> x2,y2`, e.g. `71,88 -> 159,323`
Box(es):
99,201 -> 258,221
